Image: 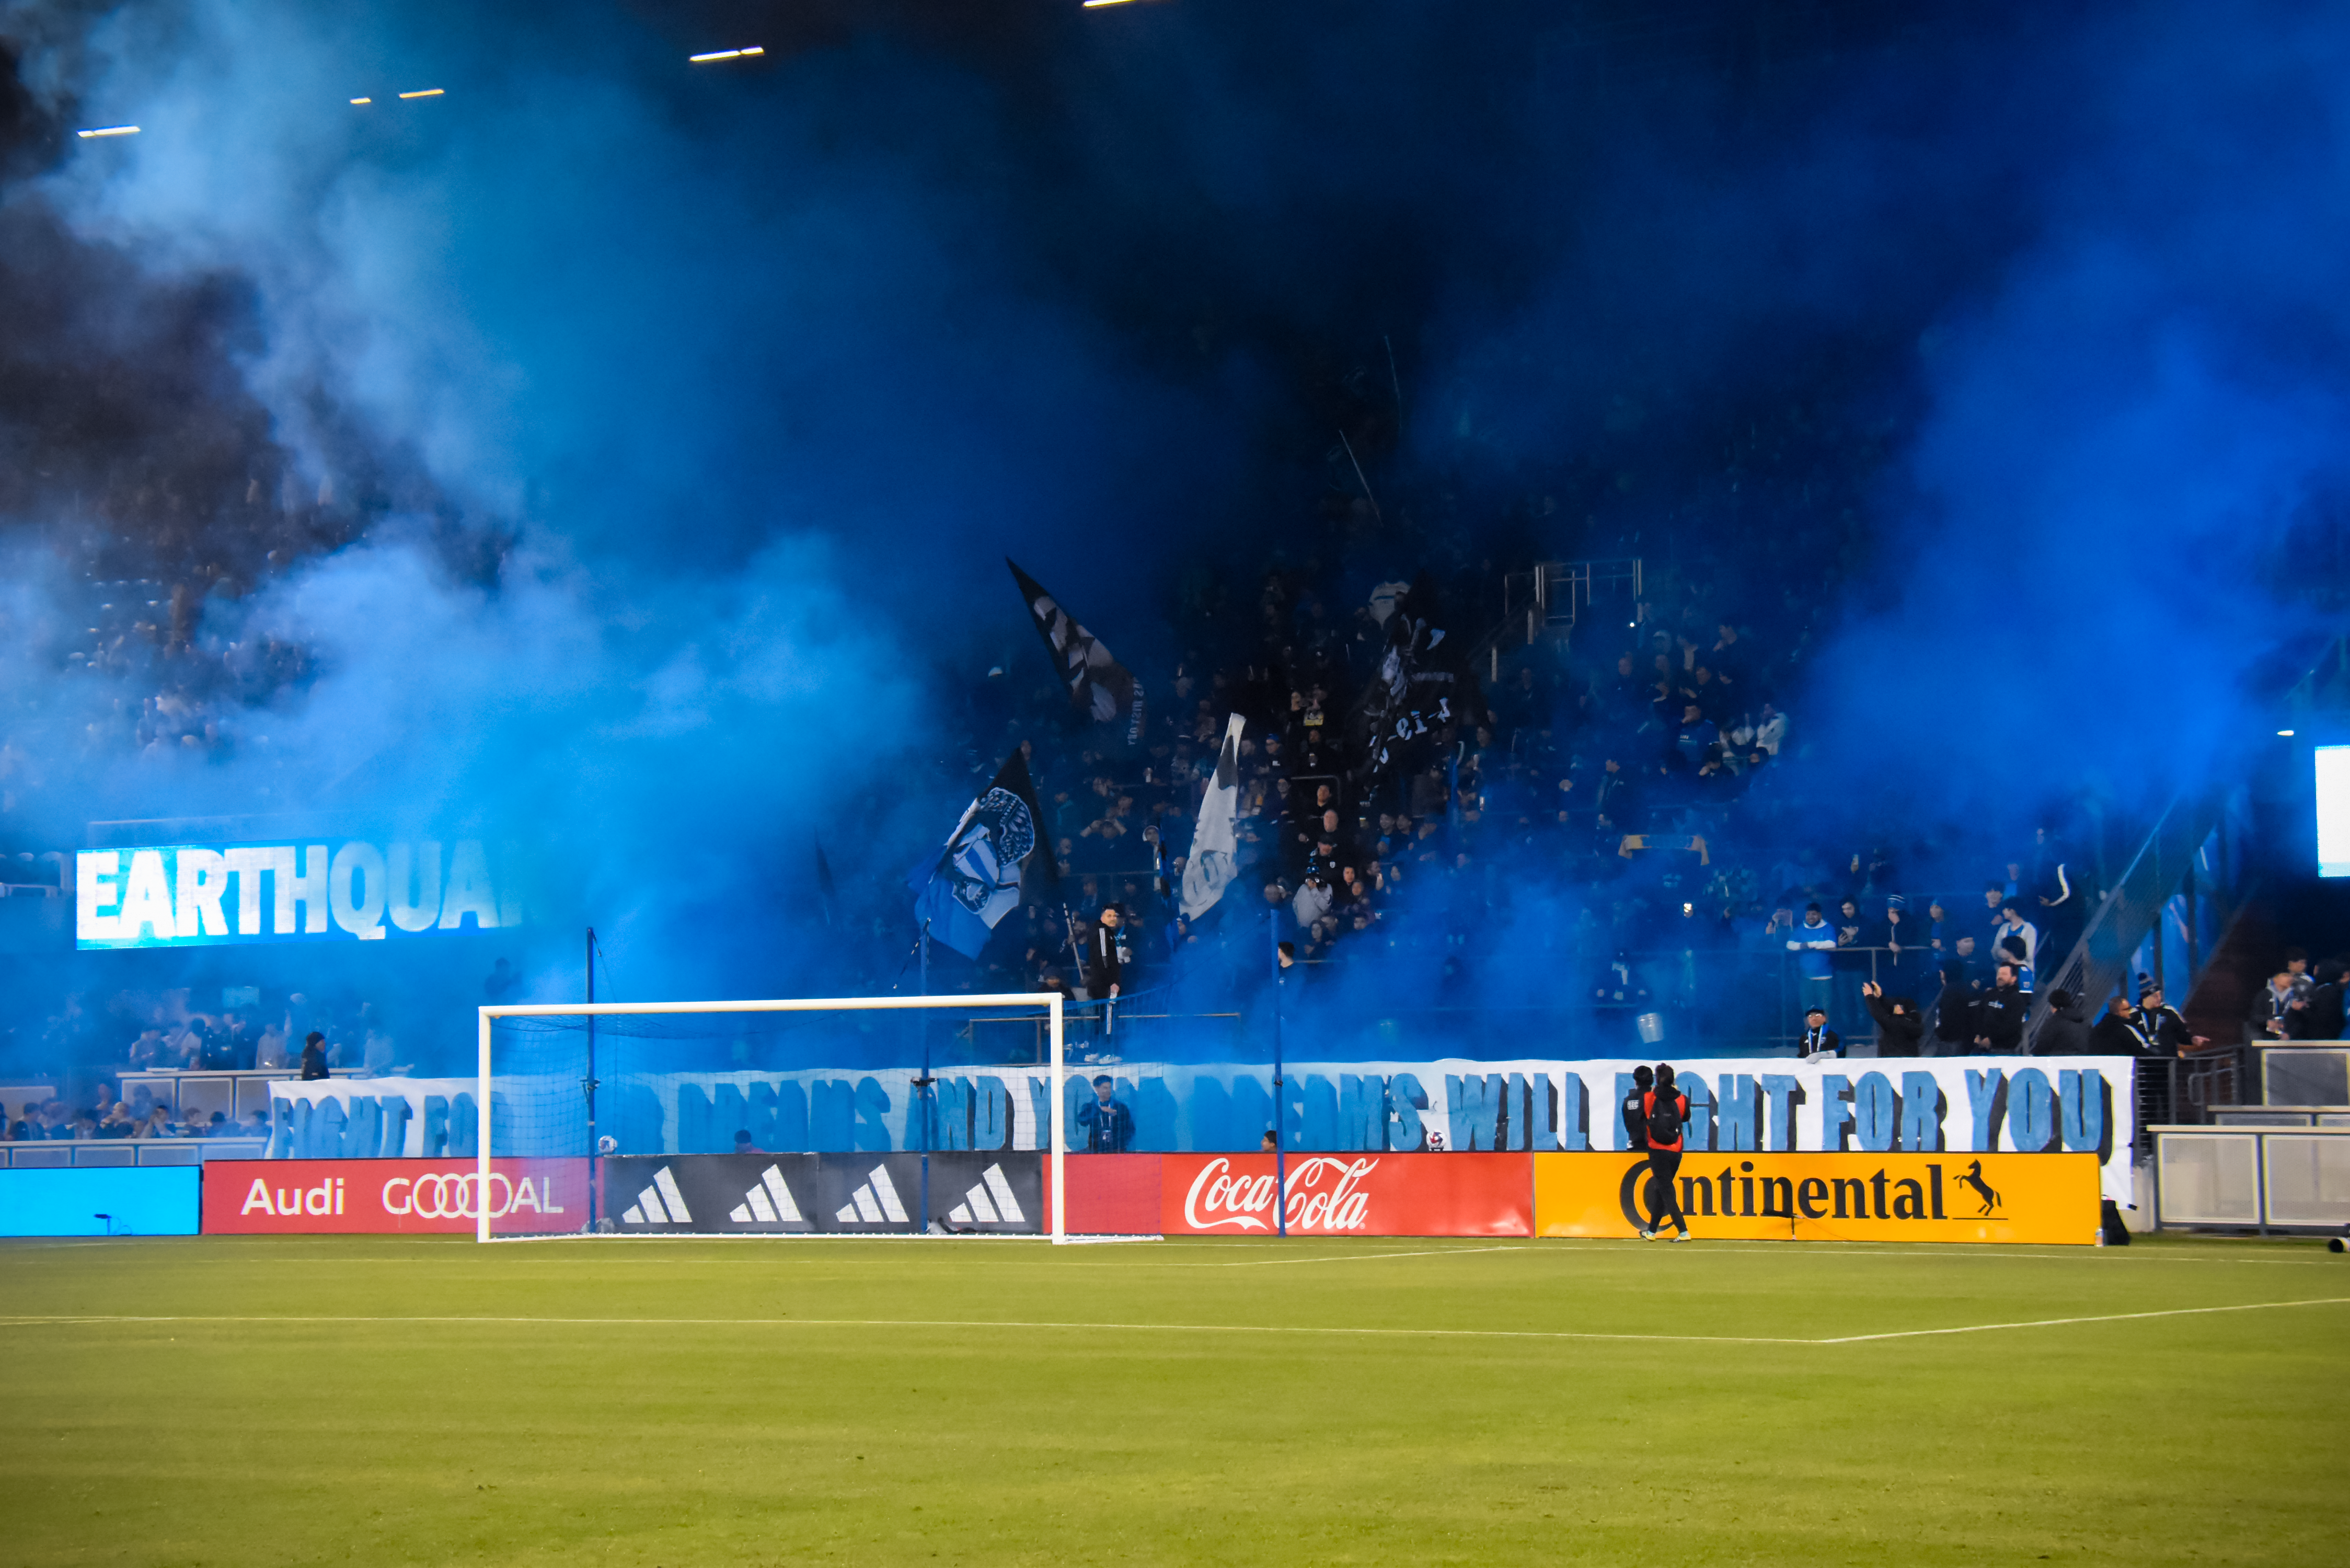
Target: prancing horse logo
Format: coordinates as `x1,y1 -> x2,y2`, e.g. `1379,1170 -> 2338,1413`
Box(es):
1959,1159 -> 2002,1216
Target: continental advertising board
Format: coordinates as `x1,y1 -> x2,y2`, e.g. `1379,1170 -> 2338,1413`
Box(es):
1533,1151 -> 2100,1244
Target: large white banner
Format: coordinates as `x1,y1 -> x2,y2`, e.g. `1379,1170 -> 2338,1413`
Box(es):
268,1055 -> 2138,1207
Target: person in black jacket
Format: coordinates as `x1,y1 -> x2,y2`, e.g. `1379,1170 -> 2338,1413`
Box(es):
1974,965 -> 2025,1054
1795,1007 -> 1841,1060
2136,981 -> 2204,1056
297,1030 -> 330,1081
2034,989 -> 2092,1056
1085,907 -> 1124,1001
1621,1065 -> 1655,1151
2299,962 -> 2346,1041
2089,994 -> 2153,1057
1861,982 -> 1923,1057
1931,944 -> 1983,1056
1077,1075 -> 1134,1152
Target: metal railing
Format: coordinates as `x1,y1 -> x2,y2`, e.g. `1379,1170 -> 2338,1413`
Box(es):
1,1137 -> 267,1169
2025,791 -> 2230,1041
1491,558 -> 1643,674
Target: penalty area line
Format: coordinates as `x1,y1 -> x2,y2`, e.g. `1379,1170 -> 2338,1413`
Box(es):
1816,1296 -> 2350,1343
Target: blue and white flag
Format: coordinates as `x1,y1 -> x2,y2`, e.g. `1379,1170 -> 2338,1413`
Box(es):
1181,715 -> 1246,921
911,749 -> 1050,959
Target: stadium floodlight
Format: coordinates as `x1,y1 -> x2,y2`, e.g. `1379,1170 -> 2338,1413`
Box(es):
689,47 -> 766,63
350,97 -> 372,105
397,88 -> 444,99
75,125 -> 140,139
476,993 -> 1070,1243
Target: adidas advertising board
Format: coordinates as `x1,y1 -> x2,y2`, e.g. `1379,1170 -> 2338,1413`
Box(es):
201,1158 -> 588,1234
1532,1151 -> 2100,1244
600,1153 -> 1043,1235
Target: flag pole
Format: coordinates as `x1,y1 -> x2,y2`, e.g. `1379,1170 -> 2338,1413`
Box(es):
918,918 -> 932,1236
1271,905 -> 1286,1238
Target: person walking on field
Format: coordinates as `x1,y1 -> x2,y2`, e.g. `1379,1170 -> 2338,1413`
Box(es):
1640,1064 -> 1692,1242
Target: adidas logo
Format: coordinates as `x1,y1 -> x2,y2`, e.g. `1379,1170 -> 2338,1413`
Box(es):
728,1165 -> 806,1226
620,1165 -> 693,1226
834,1164 -> 911,1226
946,1163 -> 1026,1226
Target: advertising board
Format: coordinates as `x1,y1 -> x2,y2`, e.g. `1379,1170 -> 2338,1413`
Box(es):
602,1152 -> 1043,1235
0,1167 -> 200,1237
76,838 -> 522,949
1532,1151 -> 2099,1244
1159,1151 -> 1532,1237
201,1158 -> 587,1234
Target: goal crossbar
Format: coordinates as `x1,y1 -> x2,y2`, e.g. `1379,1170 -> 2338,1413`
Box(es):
476,993 -> 1067,1244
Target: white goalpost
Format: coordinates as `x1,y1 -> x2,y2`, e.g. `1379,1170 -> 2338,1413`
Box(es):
475,993 -> 1068,1243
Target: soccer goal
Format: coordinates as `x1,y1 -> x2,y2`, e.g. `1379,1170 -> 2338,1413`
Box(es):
475,994 -> 1072,1242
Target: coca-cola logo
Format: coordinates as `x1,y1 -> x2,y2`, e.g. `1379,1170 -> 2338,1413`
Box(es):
1180,1156 -> 1380,1233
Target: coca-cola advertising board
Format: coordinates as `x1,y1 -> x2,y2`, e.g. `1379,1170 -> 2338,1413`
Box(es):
202,1159 -> 589,1235
1160,1152 -> 1531,1237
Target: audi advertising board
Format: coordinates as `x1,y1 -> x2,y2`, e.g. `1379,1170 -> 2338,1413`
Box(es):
202,1159 -> 589,1234
1159,1152 -> 1533,1237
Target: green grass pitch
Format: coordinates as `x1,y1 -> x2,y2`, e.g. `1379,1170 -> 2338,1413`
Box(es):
3,1232 -> 2346,1566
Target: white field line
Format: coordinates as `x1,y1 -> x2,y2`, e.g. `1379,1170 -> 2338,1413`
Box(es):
1219,1246 -> 1528,1266
0,1313 -> 1803,1345
1815,1296 -> 2350,1343
4,1299 -> 2345,1344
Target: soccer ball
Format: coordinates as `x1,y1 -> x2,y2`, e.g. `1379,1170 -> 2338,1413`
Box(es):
1425,1131 -> 1447,1152
596,1135 -> 618,1156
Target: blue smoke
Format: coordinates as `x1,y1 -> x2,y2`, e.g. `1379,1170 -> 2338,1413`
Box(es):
2,1 -> 2342,1071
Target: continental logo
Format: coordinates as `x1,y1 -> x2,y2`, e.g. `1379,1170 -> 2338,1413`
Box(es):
1537,1151 -> 2097,1244
1617,1158 -> 1997,1227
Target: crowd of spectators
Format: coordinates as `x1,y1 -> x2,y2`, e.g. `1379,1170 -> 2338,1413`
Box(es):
933,562 -> 1825,1016
1,1090 -> 270,1143
891,542 -> 2156,1064
15,983 -> 403,1091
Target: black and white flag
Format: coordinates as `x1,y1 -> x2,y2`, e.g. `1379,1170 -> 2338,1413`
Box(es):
910,748 -> 1052,959
1007,558 -> 1144,742
1181,715 -> 1246,921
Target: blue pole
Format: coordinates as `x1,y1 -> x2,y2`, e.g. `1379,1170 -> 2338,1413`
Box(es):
1271,906 -> 1286,1238
918,920 -> 931,1236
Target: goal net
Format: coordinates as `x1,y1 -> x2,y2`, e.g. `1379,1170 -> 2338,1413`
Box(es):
476,994 -> 1070,1242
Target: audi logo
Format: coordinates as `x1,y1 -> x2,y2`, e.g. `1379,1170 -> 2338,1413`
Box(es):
383,1171 -> 518,1219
